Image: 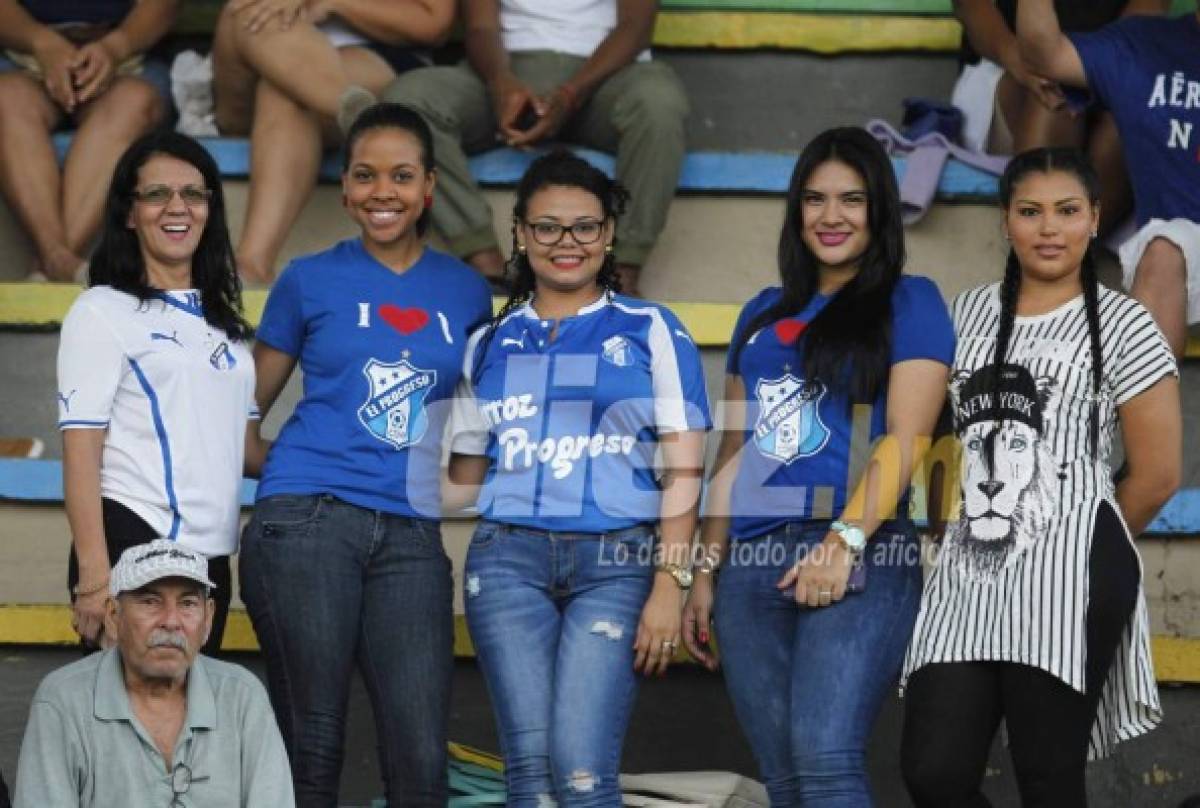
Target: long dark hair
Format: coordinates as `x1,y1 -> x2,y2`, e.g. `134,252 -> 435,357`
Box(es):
474,150 -> 629,381
991,147 -> 1103,464
731,127 -> 905,402
90,131 -> 250,341
342,102 -> 436,237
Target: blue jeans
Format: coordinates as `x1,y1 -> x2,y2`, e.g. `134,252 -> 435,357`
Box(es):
464,520 -> 656,807
715,520 -> 923,808
239,494 -> 454,807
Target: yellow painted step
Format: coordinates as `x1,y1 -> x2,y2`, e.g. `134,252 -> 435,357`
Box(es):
3,604 -> 1199,683
4,283 -> 1199,357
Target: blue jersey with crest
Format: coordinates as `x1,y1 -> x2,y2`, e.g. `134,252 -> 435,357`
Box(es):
726,275 -> 954,540
256,239 -> 493,517
452,294 -> 711,532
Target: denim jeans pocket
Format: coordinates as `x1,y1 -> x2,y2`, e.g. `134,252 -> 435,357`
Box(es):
254,494 -> 328,539
405,517 -> 447,558
598,527 -> 656,570
468,519 -> 503,551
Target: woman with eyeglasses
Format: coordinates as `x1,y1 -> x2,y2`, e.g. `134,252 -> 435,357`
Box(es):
447,150 -> 710,806
239,103 -> 492,805
57,131 -> 256,654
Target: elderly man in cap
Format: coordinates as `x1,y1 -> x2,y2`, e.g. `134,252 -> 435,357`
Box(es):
14,540 -> 294,807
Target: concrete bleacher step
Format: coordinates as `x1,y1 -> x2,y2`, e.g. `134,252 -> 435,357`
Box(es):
2,458 -> 1199,682
0,137 -> 1012,302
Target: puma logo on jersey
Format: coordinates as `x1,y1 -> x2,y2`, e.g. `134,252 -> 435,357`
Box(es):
674,328 -> 693,344
150,331 -> 182,347
501,336 -> 525,349
57,389 -> 77,412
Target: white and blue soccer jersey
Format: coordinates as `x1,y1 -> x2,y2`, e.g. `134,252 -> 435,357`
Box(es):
255,239 -> 493,518
56,286 -> 257,556
451,293 -> 711,532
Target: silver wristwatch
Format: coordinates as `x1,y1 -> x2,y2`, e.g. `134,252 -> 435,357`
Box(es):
830,520 -> 867,558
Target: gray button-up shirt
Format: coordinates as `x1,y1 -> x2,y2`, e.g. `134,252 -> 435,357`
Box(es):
14,648 -> 294,807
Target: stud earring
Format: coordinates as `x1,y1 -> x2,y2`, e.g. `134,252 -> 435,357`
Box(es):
517,244 -> 526,255
604,244 -> 613,255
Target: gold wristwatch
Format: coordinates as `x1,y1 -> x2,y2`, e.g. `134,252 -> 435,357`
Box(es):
655,562 -> 694,590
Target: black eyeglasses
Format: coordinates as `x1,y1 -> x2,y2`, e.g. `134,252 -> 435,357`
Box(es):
133,185 -> 212,207
167,762 -> 209,807
524,219 -> 605,246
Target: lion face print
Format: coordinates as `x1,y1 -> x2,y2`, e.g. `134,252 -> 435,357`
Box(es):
961,419 -> 1038,540
944,364 -> 1059,580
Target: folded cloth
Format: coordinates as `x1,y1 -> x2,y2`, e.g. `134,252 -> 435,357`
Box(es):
171,50 -> 218,137
951,59 -> 1005,153
620,771 -> 769,808
866,119 -> 1010,225
901,97 -> 965,143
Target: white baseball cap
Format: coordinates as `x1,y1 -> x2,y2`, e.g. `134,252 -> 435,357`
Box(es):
109,540 -> 216,597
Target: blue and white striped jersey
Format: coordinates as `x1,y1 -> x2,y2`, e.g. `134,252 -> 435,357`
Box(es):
452,293 -> 711,532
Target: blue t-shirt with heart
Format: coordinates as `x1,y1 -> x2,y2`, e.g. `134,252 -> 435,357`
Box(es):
255,238 -> 493,517
1070,14 -> 1200,226
725,274 -> 954,540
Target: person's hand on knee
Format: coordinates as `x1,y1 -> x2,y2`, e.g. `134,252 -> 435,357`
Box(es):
70,40 -> 118,106
228,0 -> 306,34
31,30 -> 79,111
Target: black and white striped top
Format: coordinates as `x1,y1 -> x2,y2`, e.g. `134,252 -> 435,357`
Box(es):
902,282 -> 1177,758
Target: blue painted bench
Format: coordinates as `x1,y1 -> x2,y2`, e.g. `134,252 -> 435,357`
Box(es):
51,134 -> 1000,201
5,458 -> 1196,535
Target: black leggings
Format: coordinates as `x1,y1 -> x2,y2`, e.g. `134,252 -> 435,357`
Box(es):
67,498 -> 232,656
901,501 -> 1140,808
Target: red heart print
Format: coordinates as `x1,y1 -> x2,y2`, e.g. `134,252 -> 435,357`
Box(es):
379,305 -> 429,335
774,320 -> 807,345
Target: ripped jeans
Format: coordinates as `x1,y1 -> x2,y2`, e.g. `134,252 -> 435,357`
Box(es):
464,520 -> 655,807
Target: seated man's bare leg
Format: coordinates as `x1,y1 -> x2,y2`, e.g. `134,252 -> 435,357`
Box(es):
214,4 -> 353,125
0,72 -> 80,280
236,79 -> 323,284
1130,237 -> 1188,358
64,76 -> 166,270
212,2 -> 259,134
237,46 -> 393,284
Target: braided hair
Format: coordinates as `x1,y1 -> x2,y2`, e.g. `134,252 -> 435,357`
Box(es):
473,150 -> 629,382
990,147 -> 1104,471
